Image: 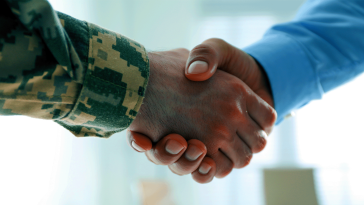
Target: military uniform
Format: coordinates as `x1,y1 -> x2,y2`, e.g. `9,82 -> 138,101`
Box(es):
0,0 -> 149,137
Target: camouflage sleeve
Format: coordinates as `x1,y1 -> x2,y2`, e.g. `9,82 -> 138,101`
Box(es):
0,0 -> 150,137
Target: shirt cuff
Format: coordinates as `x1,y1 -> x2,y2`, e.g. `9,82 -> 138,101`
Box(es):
57,23 -> 149,137
244,33 -> 324,123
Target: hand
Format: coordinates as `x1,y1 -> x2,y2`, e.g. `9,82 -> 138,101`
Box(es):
186,38 -> 275,133
127,39 -> 277,183
127,49 -> 217,183
128,48 -> 275,179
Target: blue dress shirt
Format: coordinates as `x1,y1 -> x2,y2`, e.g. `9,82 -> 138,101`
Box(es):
244,0 -> 364,123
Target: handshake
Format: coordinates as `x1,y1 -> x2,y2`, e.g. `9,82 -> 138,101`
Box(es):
127,38 -> 277,183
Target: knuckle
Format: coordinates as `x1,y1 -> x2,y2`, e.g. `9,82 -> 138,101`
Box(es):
260,105 -> 278,132
264,106 -> 277,125
215,128 -> 234,144
229,80 -> 245,95
216,164 -> 233,178
178,48 -> 189,54
253,135 -> 267,153
225,133 -> 235,143
210,124 -> 233,141
172,48 -> 190,57
267,107 -> 278,125
206,38 -> 227,45
235,150 -> 253,169
235,85 -> 245,96
243,153 -> 253,167
234,160 -> 244,169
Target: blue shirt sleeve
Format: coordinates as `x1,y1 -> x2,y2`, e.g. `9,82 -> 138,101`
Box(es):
244,0 -> 364,123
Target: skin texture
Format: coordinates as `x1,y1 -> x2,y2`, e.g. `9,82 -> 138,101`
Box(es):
127,131 -> 217,183
128,39 -> 277,183
186,38 -> 275,130
128,48 -> 275,178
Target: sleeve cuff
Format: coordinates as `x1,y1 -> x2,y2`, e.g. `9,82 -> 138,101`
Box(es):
244,33 -> 324,123
57,23 -> 149,137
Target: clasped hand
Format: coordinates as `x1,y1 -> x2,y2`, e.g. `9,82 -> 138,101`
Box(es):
128,39 -> 277,183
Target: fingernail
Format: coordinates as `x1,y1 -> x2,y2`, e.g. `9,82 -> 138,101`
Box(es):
132,141 -> 146,152
185,145 -> 203,161
188,61 -> 208,74
199,163 -> 212,175
165,140 -> 184,155
261,130 -> 268,139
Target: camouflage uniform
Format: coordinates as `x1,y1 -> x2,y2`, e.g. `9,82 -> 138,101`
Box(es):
0,0 -> 150,137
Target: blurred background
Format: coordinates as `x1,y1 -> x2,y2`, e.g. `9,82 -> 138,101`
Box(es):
1,0 -> 364,204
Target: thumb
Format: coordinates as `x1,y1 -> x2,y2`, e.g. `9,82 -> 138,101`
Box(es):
185,38 -> 235,81
126,130 -> 153,152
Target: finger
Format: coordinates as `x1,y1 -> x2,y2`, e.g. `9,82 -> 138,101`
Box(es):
145,134 -> 188,165
185,39 -> 224,81
168,139 -> 207,176
186,38 -> 249,82
210,149 -> 234,178
126,130 -> 153,152
237,119 -> 268,154
192,157 -> 216,184
220,134 -> 253,169
245,88 -> 277,134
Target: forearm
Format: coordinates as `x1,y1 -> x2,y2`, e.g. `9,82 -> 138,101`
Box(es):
0,0 -> 149,137
245,0 -> 364,123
